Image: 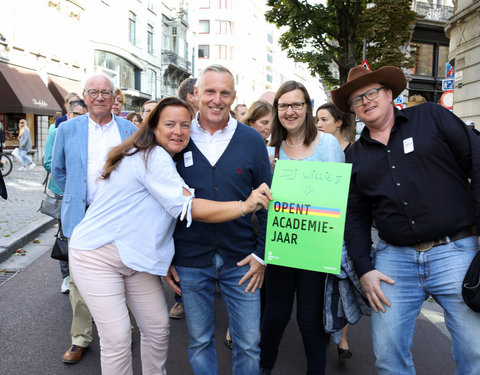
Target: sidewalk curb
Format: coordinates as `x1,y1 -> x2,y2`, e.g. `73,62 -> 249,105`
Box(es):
0,216 -> 56,263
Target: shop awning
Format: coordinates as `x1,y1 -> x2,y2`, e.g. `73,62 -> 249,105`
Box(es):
0,63 -> 62,116
48,75 -> 83,109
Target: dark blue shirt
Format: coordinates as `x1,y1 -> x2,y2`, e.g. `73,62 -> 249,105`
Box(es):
345,103 -> 480,276
173,123 -> 272,268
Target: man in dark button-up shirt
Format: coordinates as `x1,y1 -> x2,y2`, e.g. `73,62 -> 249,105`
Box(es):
331,65 -> 480,374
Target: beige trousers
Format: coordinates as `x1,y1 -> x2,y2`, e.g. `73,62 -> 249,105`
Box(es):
67,238 -> 92,347
69,243 -> 169,375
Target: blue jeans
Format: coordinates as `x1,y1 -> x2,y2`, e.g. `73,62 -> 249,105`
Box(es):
20,149 -> 32,167
176,253 -> 261,375
372,236 -> 480,375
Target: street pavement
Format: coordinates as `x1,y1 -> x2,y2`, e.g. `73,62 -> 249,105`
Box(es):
0,157 -> 457,374
0,158 -> 55,262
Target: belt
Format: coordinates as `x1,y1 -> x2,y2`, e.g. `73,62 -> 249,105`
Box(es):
413,226 -> 477,252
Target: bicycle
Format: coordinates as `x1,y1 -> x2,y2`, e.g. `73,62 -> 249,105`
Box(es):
0,152 -> 13,177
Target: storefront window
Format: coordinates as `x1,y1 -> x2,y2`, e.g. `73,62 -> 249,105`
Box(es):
437,45 -> 449,78
146,69 -> 157,98
409,42 -> 434,76
0,114 -> 35,148
94,51 -> 136,90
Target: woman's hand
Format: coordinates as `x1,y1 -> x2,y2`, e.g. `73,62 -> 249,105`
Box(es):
242,182 -> 272,214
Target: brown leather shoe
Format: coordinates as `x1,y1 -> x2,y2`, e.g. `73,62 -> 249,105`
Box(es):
62,344 -> 87,364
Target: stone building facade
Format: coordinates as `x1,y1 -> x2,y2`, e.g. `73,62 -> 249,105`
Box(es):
445,0 -> 480,125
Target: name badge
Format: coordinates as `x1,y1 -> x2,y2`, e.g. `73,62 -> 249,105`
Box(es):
184,151 -> 193,167
403,137 -> 414,154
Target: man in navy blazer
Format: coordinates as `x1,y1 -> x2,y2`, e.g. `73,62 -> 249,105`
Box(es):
52,73 -> 137,364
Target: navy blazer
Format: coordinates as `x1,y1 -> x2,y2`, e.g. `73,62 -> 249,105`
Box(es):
51,114 -> 137,237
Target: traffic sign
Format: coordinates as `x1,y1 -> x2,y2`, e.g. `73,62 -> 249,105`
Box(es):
362,60 -> 372,71
394,95 -> 403,104
440,90 -> 454,110
442,78 -> 454,91
446,62 -> 455,78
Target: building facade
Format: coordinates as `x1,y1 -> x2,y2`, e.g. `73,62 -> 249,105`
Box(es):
193,0 -> 327,108
445,0 -> 480,125
0,0 -> 327,160
406,0 -> 454,106
0,0 -> 195,159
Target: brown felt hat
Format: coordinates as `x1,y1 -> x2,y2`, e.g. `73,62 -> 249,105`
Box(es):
330,65 -> 406,113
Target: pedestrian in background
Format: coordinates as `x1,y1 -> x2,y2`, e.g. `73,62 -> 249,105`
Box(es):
234,103 -> 247,119
44,99 -> 88,294
259,91 -> 275,106
260,81 -> 344,375
55,92 -> 81,129
112,89 -> 125,117
315,101 -> 355,361
0,165 -> 6,199
141,100 -> 158,124
332,65 -> 480,374
178,77 -> 199,114
316,102 -> 355,151
0,120 -> 5,151
17,119 -> 35,171
126,112 -> 142,127
52,72 -> 137,365
242,100 -> 273,143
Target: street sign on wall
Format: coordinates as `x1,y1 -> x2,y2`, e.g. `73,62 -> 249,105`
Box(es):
446,62 -> 455,78
442,78 -> 454,91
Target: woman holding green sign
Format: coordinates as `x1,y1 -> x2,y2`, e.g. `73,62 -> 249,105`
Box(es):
260,81 -> 344,375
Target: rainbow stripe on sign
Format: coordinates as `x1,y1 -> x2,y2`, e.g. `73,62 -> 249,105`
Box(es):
272,202 -> 341,218
306,206 -> 341,218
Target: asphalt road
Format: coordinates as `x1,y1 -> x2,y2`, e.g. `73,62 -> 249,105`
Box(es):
0,229 -> 456,375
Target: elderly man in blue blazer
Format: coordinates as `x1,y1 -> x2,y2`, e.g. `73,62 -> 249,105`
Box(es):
52,72 -> 137,364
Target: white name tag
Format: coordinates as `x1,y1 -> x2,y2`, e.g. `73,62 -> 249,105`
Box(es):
403,137 -> 414,154
184,151 -> 193,167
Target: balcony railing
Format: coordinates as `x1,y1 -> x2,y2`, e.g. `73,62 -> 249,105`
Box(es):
412,1 -> 454,23
161,50 -> 191,72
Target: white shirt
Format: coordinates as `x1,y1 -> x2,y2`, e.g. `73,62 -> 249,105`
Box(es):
191,114 -> 265,265
86,115 -> 122,205
191,113 -> 237,165
70,146 -> 194,276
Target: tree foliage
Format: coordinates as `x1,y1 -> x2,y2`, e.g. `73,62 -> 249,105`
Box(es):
265,0 -> 416,88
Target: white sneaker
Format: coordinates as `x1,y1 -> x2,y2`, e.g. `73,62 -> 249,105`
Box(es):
29,162 -> 36,169
61,276 -> 70,294
18,166 -> 26,171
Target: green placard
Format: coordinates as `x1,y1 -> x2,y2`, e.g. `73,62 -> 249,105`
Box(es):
265,160 -> 352,274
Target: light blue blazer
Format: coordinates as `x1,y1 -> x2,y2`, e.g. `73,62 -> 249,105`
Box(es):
51,114 -> 137,237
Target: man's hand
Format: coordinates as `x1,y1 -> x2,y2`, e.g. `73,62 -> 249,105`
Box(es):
360,270 -> 395,313
164,265 -> 182,295
237,254 -> 265,294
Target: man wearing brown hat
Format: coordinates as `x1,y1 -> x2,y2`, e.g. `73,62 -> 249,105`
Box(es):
332,65 -> 480,374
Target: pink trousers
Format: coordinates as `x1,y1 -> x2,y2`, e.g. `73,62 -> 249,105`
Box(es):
69,243 -> 169,375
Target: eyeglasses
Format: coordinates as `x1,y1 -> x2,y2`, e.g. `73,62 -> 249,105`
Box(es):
71,112 -> 85,117
277,102 -> 305,111
349,87 -> 386,108
85,89 -> 114,99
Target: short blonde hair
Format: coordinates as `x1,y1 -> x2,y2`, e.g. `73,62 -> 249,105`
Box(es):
115,89 -> 125,104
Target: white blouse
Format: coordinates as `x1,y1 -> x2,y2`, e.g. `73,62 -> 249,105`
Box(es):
69,146 -> 194,276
